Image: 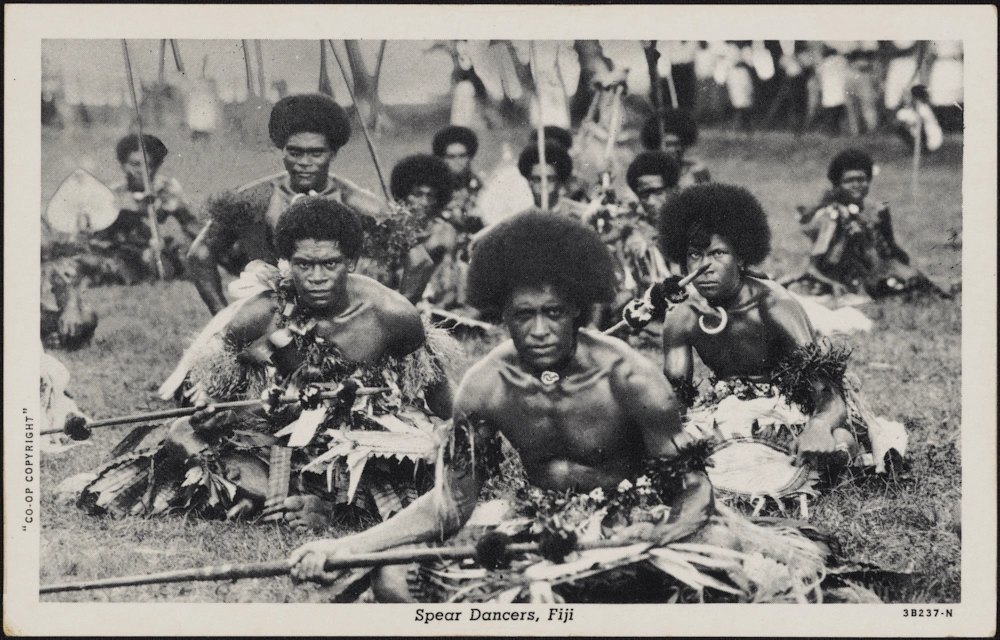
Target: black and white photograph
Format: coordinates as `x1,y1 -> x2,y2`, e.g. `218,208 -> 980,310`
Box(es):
5,4 -> 996,637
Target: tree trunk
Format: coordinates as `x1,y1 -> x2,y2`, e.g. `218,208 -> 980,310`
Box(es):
344,40 -> 384,131
570,40 -> 614,127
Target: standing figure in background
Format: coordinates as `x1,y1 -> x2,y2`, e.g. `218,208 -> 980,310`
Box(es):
186,94 -> 387,316
784,149 -> 947,299
640,110 -> 711,188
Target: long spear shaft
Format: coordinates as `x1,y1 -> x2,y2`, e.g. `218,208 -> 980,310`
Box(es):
528,41 -> 548,211
169,39 -> 186,74
241,40 -> 255,96
327,40 -> 392,203
121,39 -> 165,280
40,386 -> 390,436
40,539 -> 635,594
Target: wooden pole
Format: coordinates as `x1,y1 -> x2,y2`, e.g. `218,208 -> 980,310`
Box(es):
254,40 -> 267,99
40,539 -> 635,594
121,40 -> 165,280
911,113 -> 922,194
241,40 -> 255,97
327,40 -> 392,202
169,39 -> 186,75
603,264 -> 709,335
41,386 -> 391,437
158,40 -> 167,84
528,41 -> 549,211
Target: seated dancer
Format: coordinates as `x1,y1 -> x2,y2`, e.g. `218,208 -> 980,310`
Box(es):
187,93 -> 387,316
74,134 -> 200,285
387,154 -> 458,305
623,150 -> 682,275
783,148 -> 947,299
640,110 -> 711,188
78,198 -> 460,526
290,211 -> 858,604
431,125 -> 485,235
517,141 -> 590,220
657,184 -> 907,507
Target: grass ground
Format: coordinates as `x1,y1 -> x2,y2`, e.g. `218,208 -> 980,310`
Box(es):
39,118 -> 962,603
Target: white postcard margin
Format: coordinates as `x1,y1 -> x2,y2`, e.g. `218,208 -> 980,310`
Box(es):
4,4 -> 996,637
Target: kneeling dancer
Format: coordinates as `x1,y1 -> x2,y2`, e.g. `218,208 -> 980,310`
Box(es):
658,184 -> 908,513
79,198 -> 459,526
290,211 -> 872,604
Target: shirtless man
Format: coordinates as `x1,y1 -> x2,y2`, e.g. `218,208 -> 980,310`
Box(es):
84,198 -> 453,523
387,154 -> 458,304
657,184 -> 855,466
517,142 -> 590,220
289,210 -> 714,597
640,110 -> 711,188
187,93 -> 387,316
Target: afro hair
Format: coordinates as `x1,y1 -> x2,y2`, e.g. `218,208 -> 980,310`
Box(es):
268,93 -> 351,150
432,125 -> 479,158
827,148 -> 874,184
389,154 -> 455,211
115,134 -> 168,169
626,151 -> 681,193
517,142 -> 573,183
274,196 -> 365,261
658,183 -> 771,267
535,126 -> 574,151
467,209 -> 618,324
640,110 -> 699,151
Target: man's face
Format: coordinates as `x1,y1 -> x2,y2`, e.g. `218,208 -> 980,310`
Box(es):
282,132 -> 335,193
406,184 -> 440,217
634,174 -> 672,219
661,133 -> 685,164
838,169 -> 870,204
288,239 -> 354,311
121,151 -> 158,190
686,234 -> 742,303
528,163 -> 562,210
442,142 -> 471,177
503,283 -> 579,373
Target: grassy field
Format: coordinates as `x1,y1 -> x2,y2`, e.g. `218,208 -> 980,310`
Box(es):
39,118 -> 962,603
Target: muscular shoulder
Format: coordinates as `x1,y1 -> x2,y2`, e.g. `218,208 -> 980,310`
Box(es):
581,331 -> 664,390
348,274 -> 424,351
661,300 -> 699,343
206,176 -> 278,229
454,346 -> 509,419
754,278 -> 815,343
331,174 -> 388,219
225,293 -> 282,346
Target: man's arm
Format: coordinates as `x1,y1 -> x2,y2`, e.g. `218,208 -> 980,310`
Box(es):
338,176 -> 391,223
660,304 -> 697,405
616,351 -> 713,539
289,367 -> 501,580
187,222 -> 229,315
766,294 -> 849,463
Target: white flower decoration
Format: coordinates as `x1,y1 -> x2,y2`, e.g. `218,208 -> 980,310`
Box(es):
617,479 -> 633,493
588,487 -> 605,503
278,259 -> 292,278
635,475 -> 651,488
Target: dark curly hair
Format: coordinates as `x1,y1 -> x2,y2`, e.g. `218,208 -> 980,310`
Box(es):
517,142 -> 573,183
268,93 -> 351,150
534,125 -> 574,151
626,151 -> 681,193
432,125 -> 479,158
115,134 -> 168,169
827,148 -> 874,184
640,110 -> 699,151
467,210 -> 617,325
658,183 -> 771,266
274,196 -> 365,261
389,154 -> 455,212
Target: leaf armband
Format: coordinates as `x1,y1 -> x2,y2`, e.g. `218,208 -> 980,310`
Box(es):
769,340 -> 851,413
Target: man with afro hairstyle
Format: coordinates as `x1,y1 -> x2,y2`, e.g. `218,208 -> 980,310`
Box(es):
783,148 -> 943,299
97,133 -> 201,282
291,210 -> 716,601
640,110 -> 711,188
388,154 -> 460,304
188,93 -> 387,315
659,183 -> 863,470
517,141 -> 589,219
113,196 -> 457,526
431,125 -> 485,232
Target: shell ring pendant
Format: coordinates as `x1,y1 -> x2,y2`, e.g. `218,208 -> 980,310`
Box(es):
698,307 -> 728,335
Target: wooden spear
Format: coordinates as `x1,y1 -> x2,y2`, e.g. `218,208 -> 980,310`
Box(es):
121,40 -> 166,281
528,41 -> 549,211
327,40 -> 392,203
41,386 -> 391,438
40,538 -> 639,594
